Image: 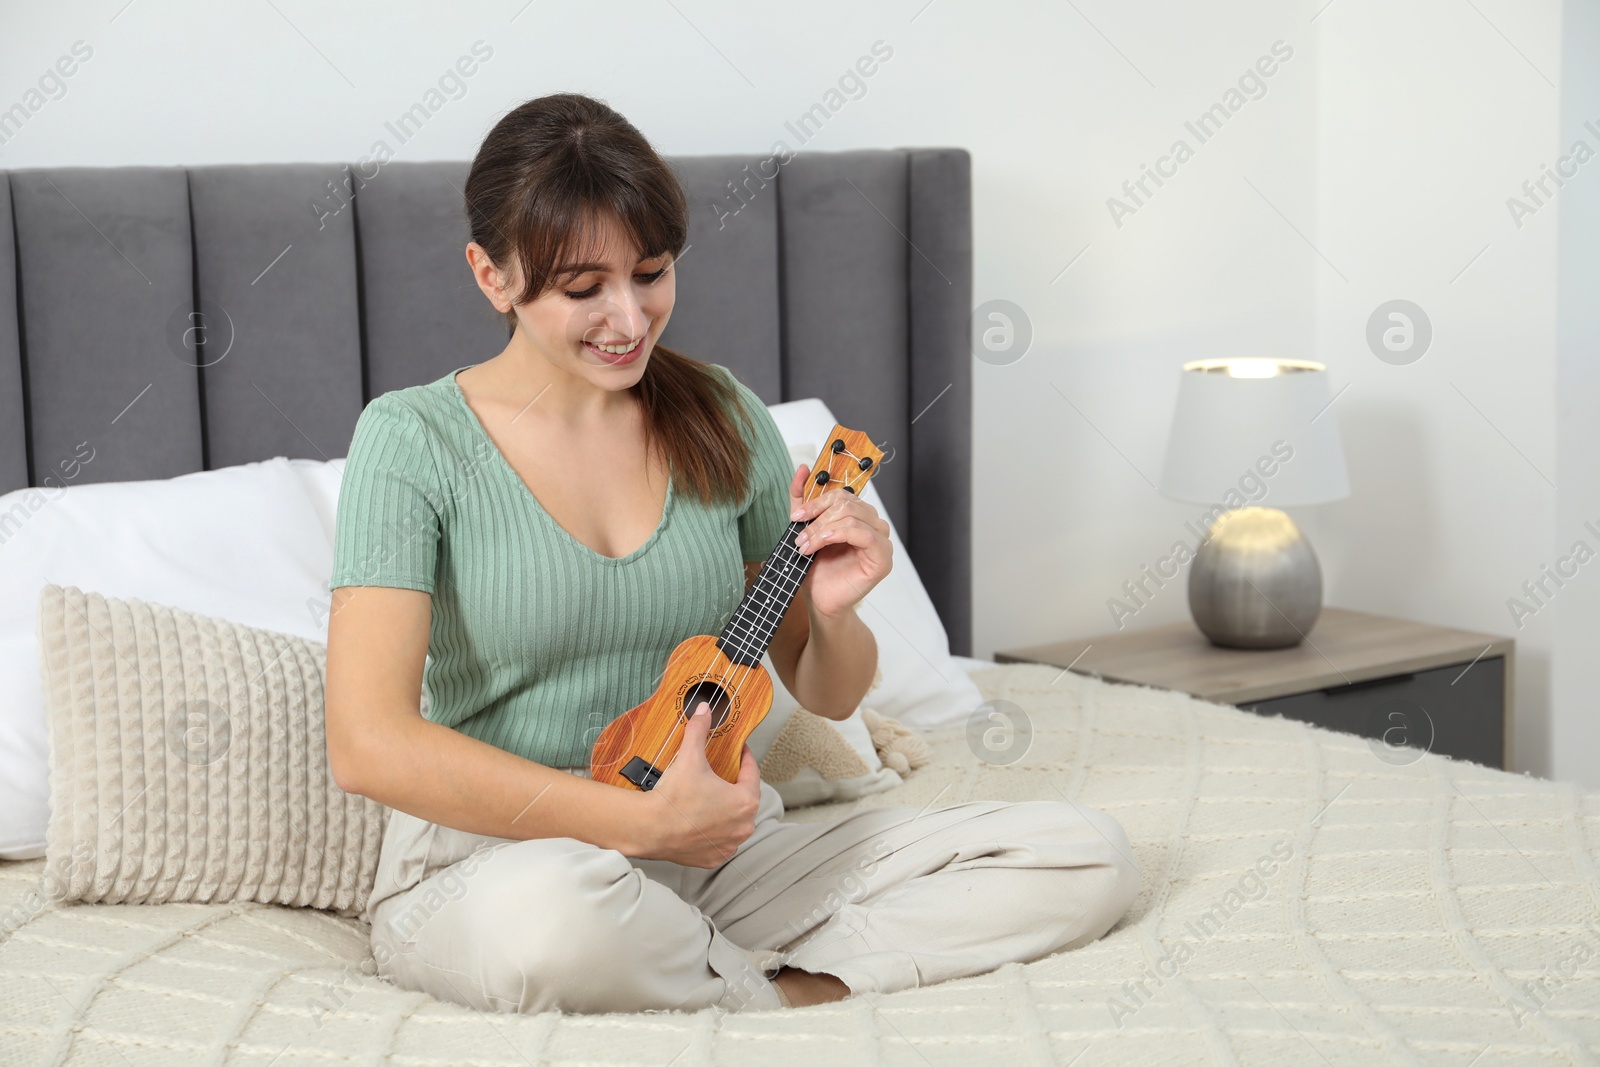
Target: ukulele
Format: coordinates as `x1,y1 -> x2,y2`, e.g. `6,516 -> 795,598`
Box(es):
589,424 -> 884,790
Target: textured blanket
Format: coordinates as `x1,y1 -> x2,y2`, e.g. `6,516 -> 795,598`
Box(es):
2,663 -> 1598,1065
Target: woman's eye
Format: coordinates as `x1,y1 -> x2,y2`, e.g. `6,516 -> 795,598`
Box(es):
563,267 -> 668,301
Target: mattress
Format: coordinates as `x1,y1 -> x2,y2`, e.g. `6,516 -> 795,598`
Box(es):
2,662 -> 1598,1066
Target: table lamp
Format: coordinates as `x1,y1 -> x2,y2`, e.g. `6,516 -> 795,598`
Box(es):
1158,358 -> 1350,649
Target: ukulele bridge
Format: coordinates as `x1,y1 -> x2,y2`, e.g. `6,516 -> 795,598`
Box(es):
620,756 -> 663,791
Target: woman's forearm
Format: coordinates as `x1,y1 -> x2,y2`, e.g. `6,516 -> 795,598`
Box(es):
790,601 -> 878,721
337,713 -> 653,855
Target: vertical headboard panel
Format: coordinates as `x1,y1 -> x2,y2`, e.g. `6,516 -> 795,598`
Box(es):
777,150 -> 911,559
10,168 -> 201,486
0,177 -> 23,495
0,149 -> 973,654
657,155 -> 785,403
355,161 -> 506,398
908,149 -> 973,653
189,164 -> 366,469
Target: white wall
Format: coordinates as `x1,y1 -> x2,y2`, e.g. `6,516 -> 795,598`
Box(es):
973,3 -> 1319,674
1,1 -> 1586,781
1554,0 -> 1600,788
1308,0 -> 1563,780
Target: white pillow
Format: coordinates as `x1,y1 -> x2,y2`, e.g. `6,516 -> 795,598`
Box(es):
765,399 -> 984,733
0,458 -> 339,860
289,456 -> 346,547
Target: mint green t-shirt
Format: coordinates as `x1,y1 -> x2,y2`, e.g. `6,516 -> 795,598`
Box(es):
327,361 -> 795,769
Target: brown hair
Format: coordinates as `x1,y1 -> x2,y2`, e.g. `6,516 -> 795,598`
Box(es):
462,93 -> 755,508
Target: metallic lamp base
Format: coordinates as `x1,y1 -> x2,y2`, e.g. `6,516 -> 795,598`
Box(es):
1188,506 -> 1322,649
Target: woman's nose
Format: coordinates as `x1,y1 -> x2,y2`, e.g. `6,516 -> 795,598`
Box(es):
582,294 -> 648,340
618,298 -> 649,339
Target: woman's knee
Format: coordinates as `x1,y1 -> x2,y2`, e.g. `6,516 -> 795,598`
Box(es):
1077,803 -> 1136,861
989,801 -> 1141,921
474,844 -> 641,946
1060,803 -> 1142,926
380,841 -> 646,1011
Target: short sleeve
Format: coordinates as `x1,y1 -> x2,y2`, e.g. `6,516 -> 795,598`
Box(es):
721,368 -> 795,563
328,396 -> 444,593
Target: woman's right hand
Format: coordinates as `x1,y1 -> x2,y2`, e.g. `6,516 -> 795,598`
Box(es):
638,701 -> 762,868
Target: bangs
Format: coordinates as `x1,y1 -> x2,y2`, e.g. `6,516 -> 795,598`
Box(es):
505,179 -> 686,305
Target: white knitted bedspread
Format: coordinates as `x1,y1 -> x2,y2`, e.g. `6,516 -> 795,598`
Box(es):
3,663 -> 1599,1066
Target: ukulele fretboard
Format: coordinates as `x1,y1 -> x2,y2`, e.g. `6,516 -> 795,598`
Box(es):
717,519 -> 815,667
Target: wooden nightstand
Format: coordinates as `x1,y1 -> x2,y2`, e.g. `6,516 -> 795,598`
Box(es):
995,607 -> 1514,769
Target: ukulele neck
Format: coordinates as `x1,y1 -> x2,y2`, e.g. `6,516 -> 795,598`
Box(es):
717,519 -> 815,667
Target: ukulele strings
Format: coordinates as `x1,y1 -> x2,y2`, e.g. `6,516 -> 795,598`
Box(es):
641,441 -> 874,781
714,442 -> 873,686
700,441 -> 876,700
638,469 -> 827,778
644,506 -> 814,775
711,441 -> 874,684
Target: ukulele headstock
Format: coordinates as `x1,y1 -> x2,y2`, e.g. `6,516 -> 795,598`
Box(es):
802,426 -> 884,504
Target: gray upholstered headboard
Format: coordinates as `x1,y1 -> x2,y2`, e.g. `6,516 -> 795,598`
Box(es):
0,149 -> 973,653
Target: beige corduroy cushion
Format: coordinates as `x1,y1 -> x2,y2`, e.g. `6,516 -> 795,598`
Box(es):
37,584 -> 389,915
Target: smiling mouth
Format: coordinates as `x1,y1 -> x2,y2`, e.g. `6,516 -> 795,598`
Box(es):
584,335 -> 645,365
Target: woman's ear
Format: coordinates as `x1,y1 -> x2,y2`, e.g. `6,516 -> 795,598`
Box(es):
465,242 -> 513,313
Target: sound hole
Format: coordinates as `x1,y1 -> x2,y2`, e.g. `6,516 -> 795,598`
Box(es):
680,680 -> 733,733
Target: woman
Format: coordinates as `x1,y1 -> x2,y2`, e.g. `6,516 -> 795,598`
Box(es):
324,92 -> 1140,1016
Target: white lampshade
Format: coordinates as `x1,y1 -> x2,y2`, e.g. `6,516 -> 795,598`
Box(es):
1159,358 -> 1350,507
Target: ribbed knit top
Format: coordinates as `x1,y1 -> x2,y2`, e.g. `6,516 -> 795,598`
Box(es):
327,361 -> 793,769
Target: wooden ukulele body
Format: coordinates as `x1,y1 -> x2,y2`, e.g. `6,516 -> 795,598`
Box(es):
588,633 -> 774,790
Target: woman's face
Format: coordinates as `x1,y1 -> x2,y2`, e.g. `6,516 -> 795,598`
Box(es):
469,212 -> 676,388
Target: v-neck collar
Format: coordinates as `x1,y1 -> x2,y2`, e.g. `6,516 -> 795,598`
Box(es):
446,365 -> 674,567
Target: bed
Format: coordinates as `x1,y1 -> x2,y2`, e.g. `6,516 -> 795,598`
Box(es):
4,663 -> 1599,1065
3,154 -> 1599,1065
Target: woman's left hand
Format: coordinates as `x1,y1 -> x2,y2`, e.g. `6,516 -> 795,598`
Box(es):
787,462 -> 893,620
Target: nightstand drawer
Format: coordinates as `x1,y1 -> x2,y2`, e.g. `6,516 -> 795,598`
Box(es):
1237,657 -> 1505,769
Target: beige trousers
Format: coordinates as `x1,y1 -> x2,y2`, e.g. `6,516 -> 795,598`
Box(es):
365,770 -> 1140,1016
